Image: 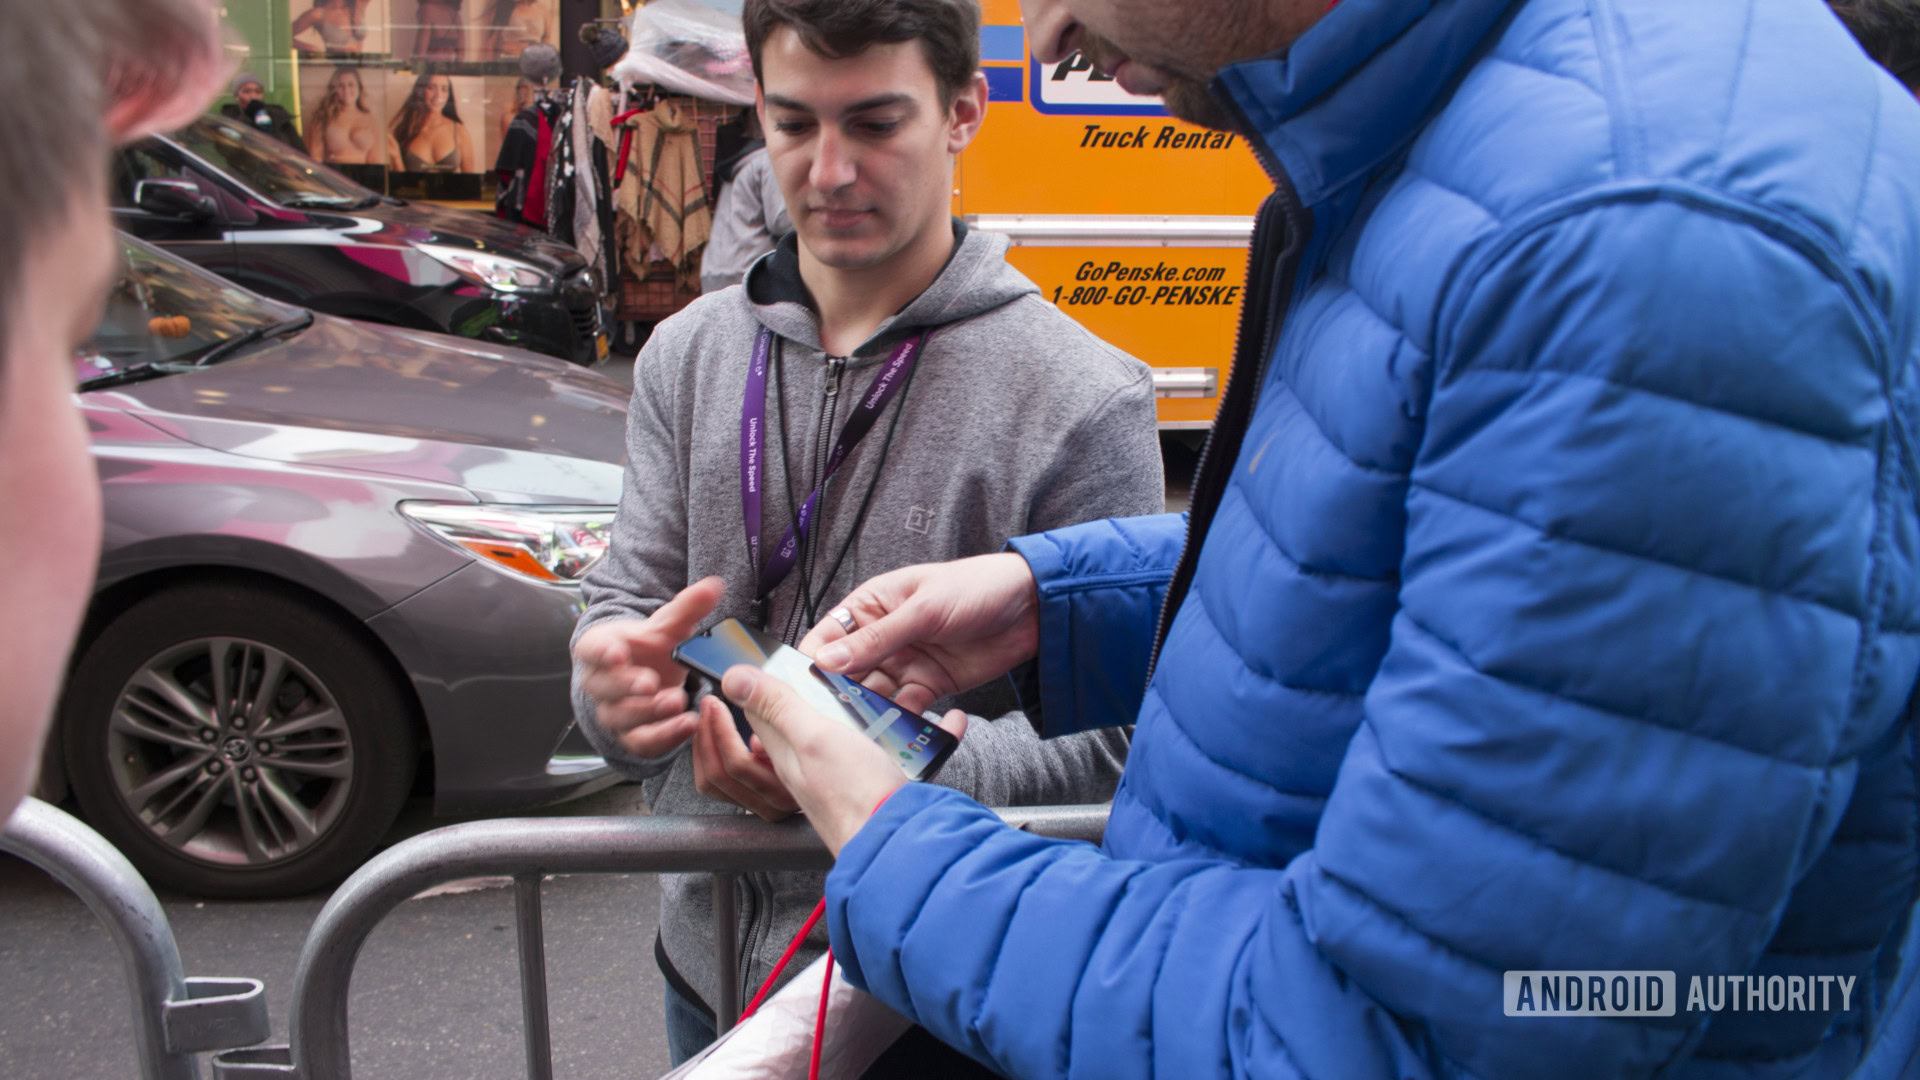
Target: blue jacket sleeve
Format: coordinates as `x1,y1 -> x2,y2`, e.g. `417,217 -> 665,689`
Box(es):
1005,513 -> 1185,738
825,199 -> 1920,1078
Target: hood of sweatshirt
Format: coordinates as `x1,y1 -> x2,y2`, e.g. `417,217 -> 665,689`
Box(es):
742,219 -> 1038,358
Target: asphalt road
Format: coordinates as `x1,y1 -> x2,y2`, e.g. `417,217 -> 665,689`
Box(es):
0,352 -> 1198,1079
0,783 -> 672,1080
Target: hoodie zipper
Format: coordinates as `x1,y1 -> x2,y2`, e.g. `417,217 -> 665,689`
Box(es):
1143,180 -> 1312,687
735,871 -> 770,1014
781,354 -> 846,645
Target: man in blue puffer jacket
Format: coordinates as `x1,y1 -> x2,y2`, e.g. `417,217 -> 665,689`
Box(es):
703,0 -> 1920,1075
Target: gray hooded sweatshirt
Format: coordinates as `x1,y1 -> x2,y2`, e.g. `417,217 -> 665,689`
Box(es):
571,222 -> 1163,1021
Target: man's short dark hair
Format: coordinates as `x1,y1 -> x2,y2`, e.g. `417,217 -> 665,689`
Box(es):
0,0 -> 222,349
1832,0 -> 1920,90
743,0 -> 981,106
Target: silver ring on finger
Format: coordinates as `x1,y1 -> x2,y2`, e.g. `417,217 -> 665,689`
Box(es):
829,606 -> 858,635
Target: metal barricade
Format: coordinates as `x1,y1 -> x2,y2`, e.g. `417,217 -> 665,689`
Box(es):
211,805 -> 1108,1079
0,797 -> 272,1080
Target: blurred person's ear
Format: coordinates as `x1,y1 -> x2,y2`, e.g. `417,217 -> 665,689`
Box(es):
102,0 -> 230,144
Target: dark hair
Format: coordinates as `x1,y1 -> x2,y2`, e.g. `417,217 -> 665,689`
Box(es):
1832,0 -> 1920,90
391,73 -> 463,148
742,0 -> 981,106
0,0 -> 222,360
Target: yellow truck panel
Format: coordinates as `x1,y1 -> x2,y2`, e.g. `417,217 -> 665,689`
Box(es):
957,0 -> 1272,427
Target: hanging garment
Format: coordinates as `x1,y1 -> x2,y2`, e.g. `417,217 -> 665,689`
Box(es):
523,104 -> 555,227
494,92 -> 569,228
494,102 -> 541,222
585,85 -> 621,291
568,77 -> 604,294
615,98 -> 711,289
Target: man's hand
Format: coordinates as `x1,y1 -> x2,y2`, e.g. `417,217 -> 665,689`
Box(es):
690,694 -> 800,821
724,665 -> 967,855
798,553 -> 1040,714
573,577 -> 725,760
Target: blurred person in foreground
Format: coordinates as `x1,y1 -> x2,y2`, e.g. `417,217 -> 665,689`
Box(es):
1833,0 -> 1920,94
567,0 -> 1161,1065
0,0 -> 227,826
700,0 -> 1920,1076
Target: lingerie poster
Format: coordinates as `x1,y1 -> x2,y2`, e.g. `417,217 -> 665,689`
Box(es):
391,0 -> 558,68
298,61 -> 390,190
381,69 -> 489,198
288,0 -> 390,58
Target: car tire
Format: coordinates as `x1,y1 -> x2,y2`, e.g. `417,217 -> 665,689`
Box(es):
62,580 -> 418,898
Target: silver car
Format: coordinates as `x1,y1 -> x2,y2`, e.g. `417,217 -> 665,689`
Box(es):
52,234 -> 625,897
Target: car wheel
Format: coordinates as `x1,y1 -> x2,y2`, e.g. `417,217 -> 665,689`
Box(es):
62,581 -> 418,898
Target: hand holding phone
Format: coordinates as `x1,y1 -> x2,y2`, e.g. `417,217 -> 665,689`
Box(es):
675,618 -> 959,782
573,578 -> 725,760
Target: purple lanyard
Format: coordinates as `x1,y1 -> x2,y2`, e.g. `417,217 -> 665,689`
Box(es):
740,327 -> 925,600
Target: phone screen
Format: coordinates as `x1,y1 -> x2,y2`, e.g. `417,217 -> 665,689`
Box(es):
674,619 -> 957,782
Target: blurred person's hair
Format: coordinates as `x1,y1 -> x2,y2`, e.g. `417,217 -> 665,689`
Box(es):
391,73 -> 464,148
742,0 -> 981,107
0,0 -> 225,354
1832,0 -> 1920,90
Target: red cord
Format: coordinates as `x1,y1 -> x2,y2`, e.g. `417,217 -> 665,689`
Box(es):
737,789 -> 904,1074
810,947 -> 833,1080
739,897 -> 826,1022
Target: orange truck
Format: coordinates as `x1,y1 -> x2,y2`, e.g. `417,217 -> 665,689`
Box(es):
957,0 -> 1273,429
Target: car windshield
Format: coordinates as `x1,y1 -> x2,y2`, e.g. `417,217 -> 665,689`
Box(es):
174,114 -> 376,208
77,236 -> 306,381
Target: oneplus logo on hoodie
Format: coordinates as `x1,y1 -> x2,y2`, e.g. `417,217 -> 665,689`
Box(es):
906,507 -> 934,535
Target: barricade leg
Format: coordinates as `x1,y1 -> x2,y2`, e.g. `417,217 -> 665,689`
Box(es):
515,873 -> 554,1080
1,798 -> 270,1080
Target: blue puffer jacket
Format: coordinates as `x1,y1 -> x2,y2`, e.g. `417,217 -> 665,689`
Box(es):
825,0 -> 1920,1076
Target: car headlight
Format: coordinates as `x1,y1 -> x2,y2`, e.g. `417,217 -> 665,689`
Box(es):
401,502 -> 613,584
417,243 -> 555,294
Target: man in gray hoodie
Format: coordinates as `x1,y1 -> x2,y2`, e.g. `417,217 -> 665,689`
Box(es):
569,0 -> 1164,1064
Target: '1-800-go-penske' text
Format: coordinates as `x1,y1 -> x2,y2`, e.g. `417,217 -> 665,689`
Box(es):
1053,261 -> 1240,307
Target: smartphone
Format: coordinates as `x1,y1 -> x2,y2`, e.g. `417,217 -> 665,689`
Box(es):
673,618 -> 958,783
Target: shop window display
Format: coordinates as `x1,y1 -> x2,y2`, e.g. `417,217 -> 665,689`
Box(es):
214,0 -> 764,332
217,0 -> 570,200
290,0 -> 387,56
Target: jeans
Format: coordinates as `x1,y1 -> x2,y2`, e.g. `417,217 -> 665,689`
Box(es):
663,979 -> 718,1067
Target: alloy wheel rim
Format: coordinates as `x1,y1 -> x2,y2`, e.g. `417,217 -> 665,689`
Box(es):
105,636 -> 354,869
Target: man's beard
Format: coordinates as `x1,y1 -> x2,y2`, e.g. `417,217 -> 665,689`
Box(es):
1161,81 -> 1238,133
1081,30 -> 1241,133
